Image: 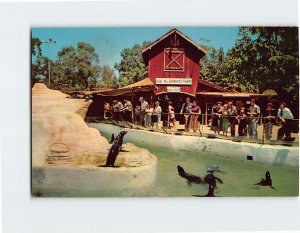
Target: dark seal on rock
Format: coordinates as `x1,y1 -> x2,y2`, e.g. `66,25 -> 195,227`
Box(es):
102,131 -> 127,167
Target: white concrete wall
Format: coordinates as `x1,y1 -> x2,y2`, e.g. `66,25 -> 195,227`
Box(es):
32,161 -> 157,191
89,123 -> 299,168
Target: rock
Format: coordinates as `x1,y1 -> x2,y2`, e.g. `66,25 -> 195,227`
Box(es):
31,84 -> 157,192
32,83 -> 110,167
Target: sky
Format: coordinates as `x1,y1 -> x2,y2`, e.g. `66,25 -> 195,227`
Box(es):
32,27 -> 239,74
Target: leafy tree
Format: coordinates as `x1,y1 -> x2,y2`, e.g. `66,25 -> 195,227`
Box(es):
99,65 -> 118,88
115,41 -> 151,86
233,27 -> 299,104
52,42 -> 100,90
200,27 -> 299,111
31,56 -> 51,86
31,37 -> 42,58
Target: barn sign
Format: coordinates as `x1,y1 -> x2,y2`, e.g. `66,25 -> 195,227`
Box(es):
155,78 -> 192,85
167,86 -> 181,93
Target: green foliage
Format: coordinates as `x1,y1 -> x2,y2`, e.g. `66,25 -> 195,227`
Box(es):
31,37 -> 42,58
31,40 -> 118,91
99,65 -> 118,88
46,42 -> 102,91
115,41 -> 152,86
201,27 -> 299,109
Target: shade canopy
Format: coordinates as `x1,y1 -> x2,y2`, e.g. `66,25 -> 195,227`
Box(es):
197,91 -> 273,98
97,78 -> 157,96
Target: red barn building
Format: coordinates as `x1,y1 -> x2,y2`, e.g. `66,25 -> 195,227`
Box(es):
142,28 -> 207,97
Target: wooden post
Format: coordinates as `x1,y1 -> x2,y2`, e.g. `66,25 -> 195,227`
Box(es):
205,98 -> 208,125
131,88 -> 135,123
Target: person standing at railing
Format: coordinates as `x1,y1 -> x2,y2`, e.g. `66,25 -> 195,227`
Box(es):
112,99 -> 123,121
180,97 -> 192,132
134,105 -> 141,125
238,108 -> 248,136
211,101 -> 222,134
277,102 -> 294,140
139,97 -> 148,127
263,103 -> 276,140
144,104 -> 153,128
189,100 -> 201,133
103,101 -> 111,119
247,99 -> 260,139
119,98 -> 132,122
152,101 -> 162,129
227,101 -> 238,137
168,101 -> 176,128
221,104 -> 229,136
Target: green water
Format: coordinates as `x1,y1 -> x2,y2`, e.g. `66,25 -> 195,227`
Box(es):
35,131 -> 299,197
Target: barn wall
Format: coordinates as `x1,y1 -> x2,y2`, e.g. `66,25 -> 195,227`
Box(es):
147,35 -> 202,96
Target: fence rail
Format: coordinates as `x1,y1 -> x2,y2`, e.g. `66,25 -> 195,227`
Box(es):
102,110 -> 299,145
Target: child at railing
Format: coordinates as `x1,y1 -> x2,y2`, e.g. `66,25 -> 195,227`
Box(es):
238,108 -> 247,136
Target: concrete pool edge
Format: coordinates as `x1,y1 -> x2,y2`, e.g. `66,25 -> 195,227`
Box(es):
89,123 -> 299,168
32,159 -> 157,192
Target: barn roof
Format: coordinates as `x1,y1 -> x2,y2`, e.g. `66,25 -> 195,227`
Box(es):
141,28 -> 207,55
96,78 -> 157,96
198,79 -> 227,92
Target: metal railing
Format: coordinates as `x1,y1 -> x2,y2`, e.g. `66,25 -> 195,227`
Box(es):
104,111 -> 299,145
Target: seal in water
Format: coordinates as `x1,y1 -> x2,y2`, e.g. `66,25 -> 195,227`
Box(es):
254,171 -> 277,190
202,173 -> 223,197
177,165 -> 203,185
109,133 -> 115,144
102,131 -> 127,167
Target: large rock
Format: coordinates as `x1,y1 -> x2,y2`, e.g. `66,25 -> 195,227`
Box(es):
32,83 -> 109,167
32,84 -> 157,192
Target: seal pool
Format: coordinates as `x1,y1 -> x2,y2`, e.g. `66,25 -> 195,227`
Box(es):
36,129 -> 299,197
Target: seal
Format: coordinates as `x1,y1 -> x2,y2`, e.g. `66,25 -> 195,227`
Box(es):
203,173 -> 223,197
177,165 -> 223,197
103,131 -> 127,167
254,171 -> 277,190
177,165 -> 203,185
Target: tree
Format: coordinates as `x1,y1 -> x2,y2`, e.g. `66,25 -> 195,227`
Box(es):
99,65 -> 118,88
231,27 -> 299,107
31,37 -> 42,58
115,41 -> 151,86
53,42 -> 100,90
31,56 -> 51,86
200,27 -> 299,107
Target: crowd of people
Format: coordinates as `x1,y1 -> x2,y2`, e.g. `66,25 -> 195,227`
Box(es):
210,99 -> 295,140
103,96 -> 295,140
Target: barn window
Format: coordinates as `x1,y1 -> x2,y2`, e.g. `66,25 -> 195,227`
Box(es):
164,48 -> 185,71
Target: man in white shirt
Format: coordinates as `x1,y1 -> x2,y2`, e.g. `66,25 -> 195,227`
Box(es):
139,97 -> 148,127
120,98 -> 132,122
277,102 -> 294,140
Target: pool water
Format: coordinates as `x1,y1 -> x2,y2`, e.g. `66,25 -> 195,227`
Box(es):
35,131 -> 299,197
